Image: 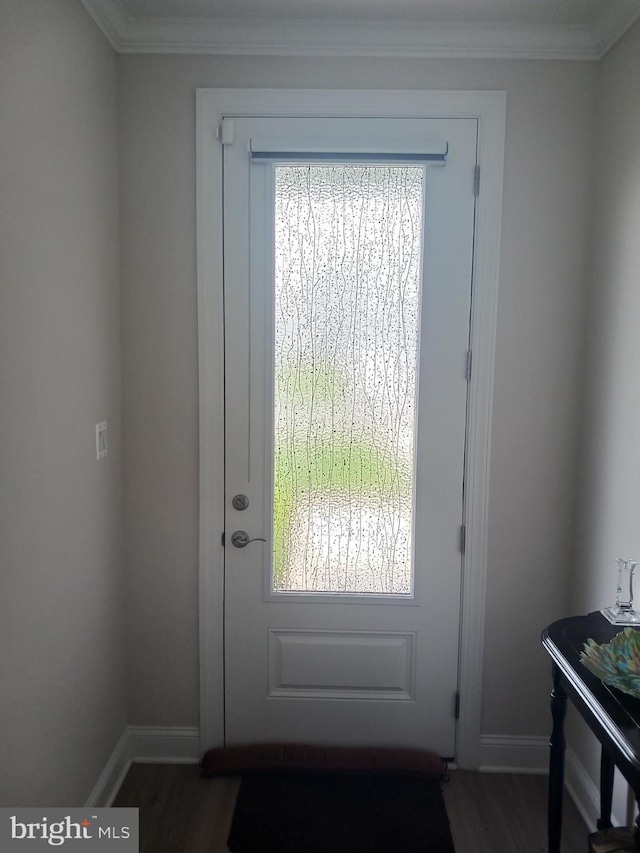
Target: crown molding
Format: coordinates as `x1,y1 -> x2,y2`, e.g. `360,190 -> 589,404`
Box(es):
593,0 -> 640,57
81,0 -> 128,51
82,0 -> 640,60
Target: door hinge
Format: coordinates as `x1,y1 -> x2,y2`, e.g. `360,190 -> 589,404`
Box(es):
473,164 -> 481,197
454,691 -> 461,720
465,349 -> 472,381
221,531 -> 225,547
218,118 -> 234,145
459,524 -> 466,555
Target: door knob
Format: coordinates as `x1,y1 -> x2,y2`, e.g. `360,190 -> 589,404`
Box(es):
231,530 -> 267,548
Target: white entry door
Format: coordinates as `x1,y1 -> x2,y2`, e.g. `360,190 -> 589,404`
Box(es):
223,115 -> 477,757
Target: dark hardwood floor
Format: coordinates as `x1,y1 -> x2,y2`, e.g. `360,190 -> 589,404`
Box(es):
113,763 -> 590,852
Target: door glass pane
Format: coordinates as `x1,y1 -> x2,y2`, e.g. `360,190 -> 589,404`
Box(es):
273,164 -> 424,595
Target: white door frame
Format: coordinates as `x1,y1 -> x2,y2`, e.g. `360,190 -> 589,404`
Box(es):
196,88 -> 506,770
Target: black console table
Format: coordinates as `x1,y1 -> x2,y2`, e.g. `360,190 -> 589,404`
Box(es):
542,613 -> 640,852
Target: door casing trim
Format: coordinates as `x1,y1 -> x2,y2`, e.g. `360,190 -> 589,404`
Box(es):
196,88 -> 506,769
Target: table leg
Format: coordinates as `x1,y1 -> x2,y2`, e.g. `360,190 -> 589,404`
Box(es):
548,663 -> 567,853
597,748 -> 615,830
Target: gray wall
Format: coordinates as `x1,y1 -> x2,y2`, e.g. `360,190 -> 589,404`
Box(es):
570,16 -> 640,816
2,2 -> 618,803
118,55 -> 595,737
0,0 -> 126,806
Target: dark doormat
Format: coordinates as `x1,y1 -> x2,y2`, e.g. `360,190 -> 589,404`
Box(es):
227,771 -> 456,853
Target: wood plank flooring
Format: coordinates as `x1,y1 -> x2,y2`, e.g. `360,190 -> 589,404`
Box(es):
443,770 -> 588,852
113,763 -> 590,852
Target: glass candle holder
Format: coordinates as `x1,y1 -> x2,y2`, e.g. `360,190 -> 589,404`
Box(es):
603,558 -> 640,625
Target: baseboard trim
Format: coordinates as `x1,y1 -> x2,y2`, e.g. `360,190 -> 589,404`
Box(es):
477,738 -> 626,829
478,735 -> 549,774
89,727 -> 627,827
86,726 -> 201,807
565,746 -> 625,831
86,729 -> 131,808
127,726 -> 201,764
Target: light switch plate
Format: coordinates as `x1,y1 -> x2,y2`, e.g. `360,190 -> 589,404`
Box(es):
96,421 -> 108,460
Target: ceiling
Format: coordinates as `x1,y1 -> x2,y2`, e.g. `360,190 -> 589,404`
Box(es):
82,0 -> 640,59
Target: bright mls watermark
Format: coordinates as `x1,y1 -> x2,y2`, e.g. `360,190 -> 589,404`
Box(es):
0,809 -> 138,851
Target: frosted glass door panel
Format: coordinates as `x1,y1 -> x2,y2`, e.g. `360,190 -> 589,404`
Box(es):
273,165 -> 424,595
